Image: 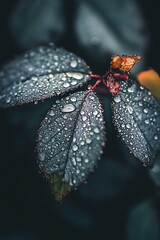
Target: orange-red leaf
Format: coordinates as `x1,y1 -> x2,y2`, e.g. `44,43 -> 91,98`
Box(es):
137,69 -> 160,100
111,55 -> 141,72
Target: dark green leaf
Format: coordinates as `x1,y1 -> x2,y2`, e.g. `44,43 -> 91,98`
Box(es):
10,0 -> 65,48
112,79 -> 160,166
0,45 -> 91,107
75,0 -> 148,72
37,91 -> 105,201
127,200 -> 160,240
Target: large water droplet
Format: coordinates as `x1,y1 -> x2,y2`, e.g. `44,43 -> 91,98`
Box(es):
49,110 -> 55,116
70,97 -> 77,102
143,108 -> 148,113
82,115 -> 87,121
127,106 -> 133,114
114,96 -> 121,103
154,134 -> 158,140
94,127 -> 99,133
63,82 -> 70,88
66,72 -> 83,80
86,138 -> 92,144
126,123 -> 131,129
73,144 -> 78,151
61,104 -> 75,113
70,60 -> 78,68
128,84 -> 136,93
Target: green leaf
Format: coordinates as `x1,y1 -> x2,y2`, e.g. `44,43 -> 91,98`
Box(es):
37,91 -> 105,201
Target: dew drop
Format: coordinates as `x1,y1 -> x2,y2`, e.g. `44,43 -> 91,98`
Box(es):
94,127 -> 99,133
126,123 -> 131,129
6,97 -> 11,103
86,138 -> 92,144
127,106 -> 133,114
128,84 -> 136,93
70,60 -> 78,68
93,110 -> 98,116
66,72 -> 83,80
63,82 -> 70,88
70,97 -> 77,102
71,80 -> 77,85
114,95 -> 121,103
84,159 -> 89,163
154,134 -> 158,140
82,115 -> 87,121
145,119 -> 149,124
61,104 -> 75,113
73,144 -> 78,151
143,108 -> 148,113
49,110 -> 55,116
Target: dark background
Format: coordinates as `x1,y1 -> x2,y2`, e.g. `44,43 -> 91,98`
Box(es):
0,0 -> 160,239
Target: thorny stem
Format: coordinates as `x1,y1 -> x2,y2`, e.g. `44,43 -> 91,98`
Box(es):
89,70 -> 130,96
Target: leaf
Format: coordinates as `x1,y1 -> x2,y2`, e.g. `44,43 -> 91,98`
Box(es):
137,69 -> 160,100
127,200 -> 160,240
37,91 -> 106,201
0,45 -> 91,107
75,0 -> 148,72
111,55 -> 141,72
149,153 -> 160,186
10,0 -> 65,48
112,78 -> 160,166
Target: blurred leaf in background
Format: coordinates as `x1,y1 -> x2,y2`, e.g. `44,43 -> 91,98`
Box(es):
127,200 -> 160,240
75,0 -> 149,72
10,0 -> 65,48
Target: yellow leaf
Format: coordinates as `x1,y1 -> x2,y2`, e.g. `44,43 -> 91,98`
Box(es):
137,69 -> 160,100
111,55 -> 141,72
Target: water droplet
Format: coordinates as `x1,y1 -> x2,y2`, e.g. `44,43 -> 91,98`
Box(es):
143,108 -> 148,113
154,134 -> 158,140
128,84 -> 136,92
63,82 -> 70,88
126,123 -> 131,129
86,138 -> 92,144
49,110 -> 55,116
84,159 -> 89,163
145,119 -> 149,124
114,95 -> 121,103
61,104 -> 75,113
76,157 -> 81,162
71,80 -> 77,85
127,106 -> 133,114
72,157 -> 76,166
70,60 -> 78,68
66,72 -> 83,80
93,110 -> 98,116
6,97 -> 11,103
82,115 -> 87,121
73,145 -> 78,151
94,127 -> 99,133
39,152 -> 45,161
70,97 -> 77,102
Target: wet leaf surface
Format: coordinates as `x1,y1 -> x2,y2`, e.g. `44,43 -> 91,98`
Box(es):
112,79 -> 160,166
0,45 -> 91,107
37,90 -> 105,201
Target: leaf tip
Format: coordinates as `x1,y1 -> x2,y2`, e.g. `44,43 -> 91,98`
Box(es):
48,174 -> 71,202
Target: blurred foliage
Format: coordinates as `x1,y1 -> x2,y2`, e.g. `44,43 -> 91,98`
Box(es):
0,0 -> 159,240
137,69 -> 160,99
127,200 -> 160,240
